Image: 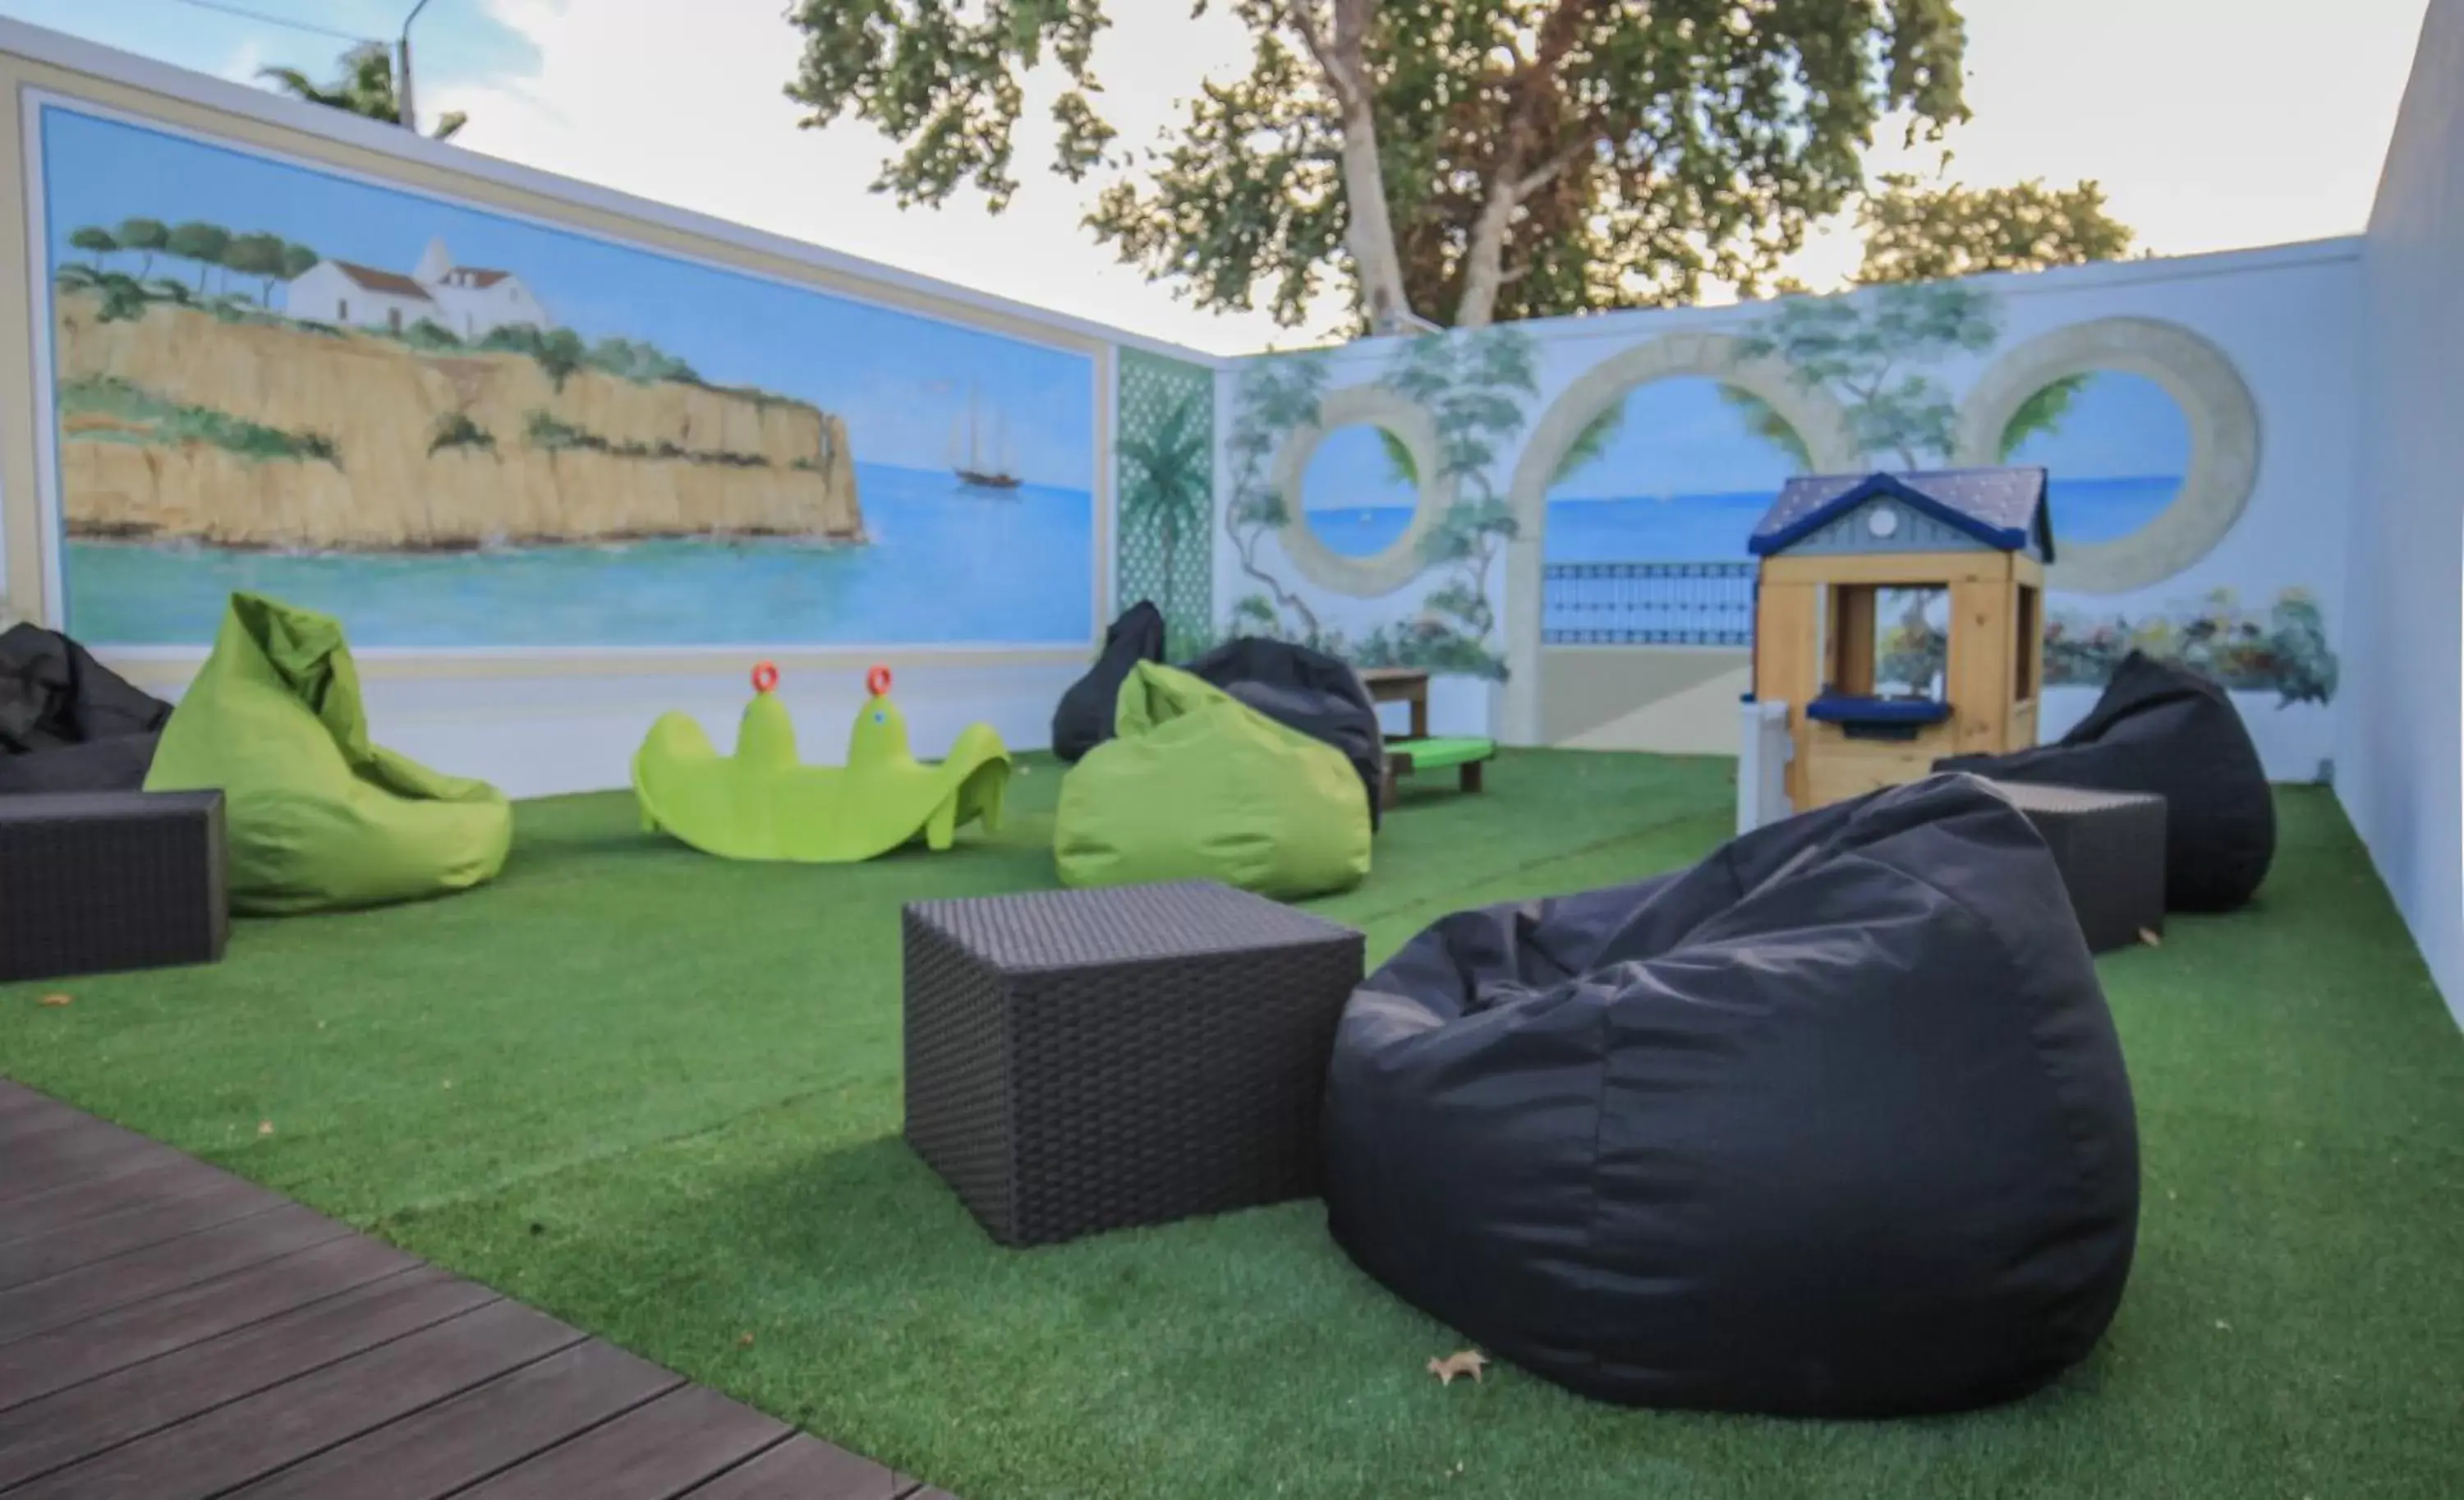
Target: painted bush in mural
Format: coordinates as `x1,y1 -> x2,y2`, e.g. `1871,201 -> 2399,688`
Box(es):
41,108 -> 1096,648
1114,351 -> 1215,658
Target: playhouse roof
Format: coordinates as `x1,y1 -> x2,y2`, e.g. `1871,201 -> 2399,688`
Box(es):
1749,467 -> 2053,561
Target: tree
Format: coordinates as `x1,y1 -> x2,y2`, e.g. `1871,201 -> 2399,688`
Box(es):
1223,350 -> 1333,641
1116,391 -> 1212,648
164,221 -> 231,293
281,243 -> 320,280
67,225 -> 117,269
783,2 -> 1970,334
115,218 -> 168,278
260,43 -> 468,140
221,232 -> 291,304
1854,173 -> 2135,287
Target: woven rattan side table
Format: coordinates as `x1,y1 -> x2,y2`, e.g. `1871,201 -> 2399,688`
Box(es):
902,881 -> 1366,1248
1989,780 -> 2167,953
0,789 -> 228,983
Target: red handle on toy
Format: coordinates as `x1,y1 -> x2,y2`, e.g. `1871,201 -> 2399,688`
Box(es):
866,665 -> 893,697
751,660 -> 779,693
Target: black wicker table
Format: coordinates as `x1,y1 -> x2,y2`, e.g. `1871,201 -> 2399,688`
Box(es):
0,789 -> 228,984
902,881 -> 1365,1248
1988,780 -> 2167,954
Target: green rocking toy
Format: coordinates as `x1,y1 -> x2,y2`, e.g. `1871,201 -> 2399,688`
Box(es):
632,663 -> 1012,863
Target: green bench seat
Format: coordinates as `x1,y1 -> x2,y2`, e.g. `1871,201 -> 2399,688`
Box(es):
1381,735 -> 1496,808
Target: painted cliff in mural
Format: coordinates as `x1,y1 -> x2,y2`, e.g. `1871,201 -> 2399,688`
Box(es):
40,107 -> 1095,647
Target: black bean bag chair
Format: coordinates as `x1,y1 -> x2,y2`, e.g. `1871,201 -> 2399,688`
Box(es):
0,622 -> 172,793
1937,651 -> 2273,912
1323,774 -> 2140,1417
1052,600 -> 1168,764
1184,637 -> 1385,829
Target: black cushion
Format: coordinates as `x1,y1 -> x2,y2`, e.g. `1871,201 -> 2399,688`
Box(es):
1183,637 -> 1386,830
0,733 -> 162,794
1937,651 -> 2273,912
0,623 -> 171,794
1323,774 -> 2141,1416
1051,601 -> 1168,764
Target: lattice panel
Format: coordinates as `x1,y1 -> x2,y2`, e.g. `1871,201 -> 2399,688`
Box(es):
1114,349 -> 1216,656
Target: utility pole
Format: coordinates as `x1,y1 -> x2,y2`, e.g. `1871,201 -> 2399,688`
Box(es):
398,0 -> 434,132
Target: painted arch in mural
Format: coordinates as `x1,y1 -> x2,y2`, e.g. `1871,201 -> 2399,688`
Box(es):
1499,332 -> 1859,744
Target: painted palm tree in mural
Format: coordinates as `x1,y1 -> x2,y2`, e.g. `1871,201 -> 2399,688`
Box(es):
1116,391 -> 1211,651
260,44 -> 468,140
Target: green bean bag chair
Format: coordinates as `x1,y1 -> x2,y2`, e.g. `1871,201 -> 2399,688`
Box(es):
145,592 -> 512,915
1055,661 -> 1370,900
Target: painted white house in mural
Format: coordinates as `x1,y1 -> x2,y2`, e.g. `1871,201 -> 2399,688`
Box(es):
283,237 -> 549,338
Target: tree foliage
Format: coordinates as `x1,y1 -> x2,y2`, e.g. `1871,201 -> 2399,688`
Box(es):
260,43 -> 468,140
1854,173 -> 2135,286
782,1 -> 1970,332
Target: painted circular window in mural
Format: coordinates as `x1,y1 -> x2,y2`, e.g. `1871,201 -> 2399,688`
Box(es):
1999,371 -> 2191,549
1297,423 -> 1421,559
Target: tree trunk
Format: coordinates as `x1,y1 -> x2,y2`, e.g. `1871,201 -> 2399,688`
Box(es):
1453,177 -> 1521,329
1337,94 -> 1413,334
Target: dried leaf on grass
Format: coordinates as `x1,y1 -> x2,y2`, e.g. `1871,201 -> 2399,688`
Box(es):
257,1120 -> 275,1137
1427,1350 -> 1487,1386
37,993 -> 72,1007
738,1331 -> 756,1348
2139,928 -> 2163,947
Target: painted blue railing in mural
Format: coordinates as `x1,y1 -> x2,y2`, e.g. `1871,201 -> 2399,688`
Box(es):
1542,561 -> 1756,646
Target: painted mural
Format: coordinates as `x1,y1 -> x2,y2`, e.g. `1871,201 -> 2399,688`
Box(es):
1216,265 -> 2343,773
1114,349 -> 1215,657
39,106 -> 1096,647
1222,326 -> 1535,679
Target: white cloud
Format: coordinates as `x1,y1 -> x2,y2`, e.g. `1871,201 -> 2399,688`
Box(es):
427,0 -> 2432,354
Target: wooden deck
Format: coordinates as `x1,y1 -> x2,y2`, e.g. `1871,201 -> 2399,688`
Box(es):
0,1077 -> 953,1500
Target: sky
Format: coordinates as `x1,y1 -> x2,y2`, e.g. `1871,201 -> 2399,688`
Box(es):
0,0 -> 2437,355
42,104 -> 1096,487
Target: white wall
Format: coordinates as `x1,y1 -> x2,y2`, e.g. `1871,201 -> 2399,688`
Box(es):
2341,0 -> 2464,1023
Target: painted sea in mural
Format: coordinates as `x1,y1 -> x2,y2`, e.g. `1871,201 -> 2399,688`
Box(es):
1308,476 -> 2179,564
67,466 -> 1092,646
39,106 -> 1096,648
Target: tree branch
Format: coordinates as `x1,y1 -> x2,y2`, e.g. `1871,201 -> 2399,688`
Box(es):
1280,1 -> 1352,104
1510,131 -> 1596,199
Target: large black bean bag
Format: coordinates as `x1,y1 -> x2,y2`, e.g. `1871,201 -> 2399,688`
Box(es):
0,622 -> 171,793
1938,651 -> 2273,912
1184,637 -> 1385,829
1052,600 -> 1168,763
1323,774 -> 2140,1417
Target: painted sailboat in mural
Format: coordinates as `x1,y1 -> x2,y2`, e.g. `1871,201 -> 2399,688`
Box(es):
949,384 -> 1023,492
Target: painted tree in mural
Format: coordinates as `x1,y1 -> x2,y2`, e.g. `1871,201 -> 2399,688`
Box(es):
116,219 -> 168,279
779,1 -> 1970,333
1740,282 -> 1998,469
1223,350 -> 1332,643
1116,391 -> 1214,649
1354,328 -> 1538,678
260,43 -> 469,140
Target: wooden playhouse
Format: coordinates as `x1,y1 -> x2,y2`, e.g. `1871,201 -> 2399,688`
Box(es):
1746,468 -> 2053,815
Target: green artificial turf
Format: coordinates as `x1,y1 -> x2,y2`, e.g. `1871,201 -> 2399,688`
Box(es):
6,751 -> 2463,1499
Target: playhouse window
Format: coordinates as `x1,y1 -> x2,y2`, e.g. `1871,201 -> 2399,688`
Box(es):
2016,585 -> 2041,702
1829,584 -> 1948,700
